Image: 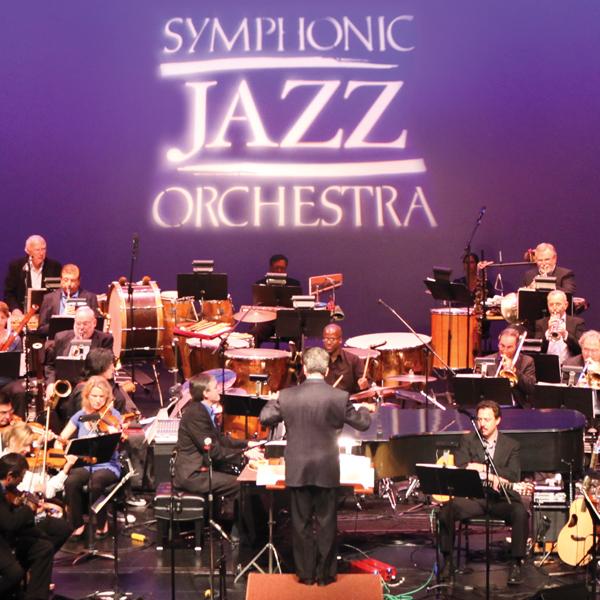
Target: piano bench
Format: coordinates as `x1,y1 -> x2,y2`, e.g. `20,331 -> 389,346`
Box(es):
456,517 -> 508,568
153,482 -> 206,552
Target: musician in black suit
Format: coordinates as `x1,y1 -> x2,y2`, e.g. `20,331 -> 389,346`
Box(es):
522,242 -> 575,294
534,290 -> 584,362
438,400 -> 528,586
563,330 -> 600,369
37,264 -> 99,336
489,327 -> 536,407
3,235 -> 62,316
260,347 -> 371,586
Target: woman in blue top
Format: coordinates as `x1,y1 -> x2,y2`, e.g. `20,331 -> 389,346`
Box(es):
57,375 -> 121,539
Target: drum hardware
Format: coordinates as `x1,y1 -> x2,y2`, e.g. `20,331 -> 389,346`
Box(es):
233,307 -> 276,323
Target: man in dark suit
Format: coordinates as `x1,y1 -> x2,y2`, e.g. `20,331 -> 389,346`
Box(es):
438,400 -> 529,586
3,235 -> 62,316
522,242 -> 575,294
37,263 -> 99,336
564,330 -> 600,369
260,347 -> 371,586
490,327 -> 536,407
534,290 -> 584,362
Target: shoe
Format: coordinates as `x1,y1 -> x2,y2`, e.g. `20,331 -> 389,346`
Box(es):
298,578 -> 315,585
70,525 -> 86,541
507,562 -> 523,586
317,577 -> 336,586
126,496 -> 147,507
96,527 -> 110,540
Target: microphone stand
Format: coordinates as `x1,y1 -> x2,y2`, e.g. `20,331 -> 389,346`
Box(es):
465,414 -> 511,600
127,234 -> 139,398
378,298 -> 456,432
169,448 -> 177,600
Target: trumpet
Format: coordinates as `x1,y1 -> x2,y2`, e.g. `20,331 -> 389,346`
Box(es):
548,316 -> 564,341
47,379 -> 72,410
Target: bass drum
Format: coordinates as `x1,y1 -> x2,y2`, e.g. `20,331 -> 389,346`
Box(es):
161,292 -> 196,370
346,332 -> 431,387
107,281 -> 164,359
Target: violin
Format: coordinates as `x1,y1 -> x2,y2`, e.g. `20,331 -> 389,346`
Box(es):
5,487 -> 64,520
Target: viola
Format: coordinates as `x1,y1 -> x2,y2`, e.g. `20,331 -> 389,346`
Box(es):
5,487 -> 64,520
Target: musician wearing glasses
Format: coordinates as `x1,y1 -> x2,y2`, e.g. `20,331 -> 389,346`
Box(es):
438,400 -> 529,586
522,242 -> 575,294
563,330 -> 600,369
322,324 -> 369,394
3,235 -> 62,318
534,290 -> 584,364
491,327 -> 536,407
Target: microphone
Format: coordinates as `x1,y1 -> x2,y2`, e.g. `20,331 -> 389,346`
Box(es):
480,206 -> 487,216
132,233 -> 139,257
203,437 -> 213,451
22,261 -> 30,272
456,407 -> 476,421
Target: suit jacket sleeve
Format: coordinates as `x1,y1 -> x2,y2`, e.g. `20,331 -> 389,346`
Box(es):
0,494 -> 36,534
259,398 -> 283,427
516,355 -> 536,397
344,399 -> 371,431
558,269 -> 576,294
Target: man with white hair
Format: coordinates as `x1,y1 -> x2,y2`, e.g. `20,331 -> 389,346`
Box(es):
564,330 -> 600,368
522,242 -> 575,293
3,235 -> 62,317
534,290 -> 584,363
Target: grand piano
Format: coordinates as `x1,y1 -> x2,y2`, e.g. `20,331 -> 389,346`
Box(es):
342,405 -> 586,478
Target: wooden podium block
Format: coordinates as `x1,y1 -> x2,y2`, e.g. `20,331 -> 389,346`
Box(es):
245,573 -> 382,600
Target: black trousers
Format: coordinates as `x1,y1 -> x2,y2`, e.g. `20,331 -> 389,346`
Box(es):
438,495 -> 529,560
289,486 -> 338,582
0,537 -> 24,599
64,467 -> 118,529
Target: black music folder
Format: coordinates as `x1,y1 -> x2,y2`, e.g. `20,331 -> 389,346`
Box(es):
452,375 -> 512,406
0,352 -> 21,380
177,272 -> 228,301
66,432 -> 121,464
532,353 -> 561,384
252,284 -> 302,308
534,383 -> 597,421
415,463 -> 484,499
55,357 -> 86,383
275,308 -> 331,339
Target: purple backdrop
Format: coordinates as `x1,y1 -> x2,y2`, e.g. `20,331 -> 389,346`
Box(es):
2,0 -> 599,339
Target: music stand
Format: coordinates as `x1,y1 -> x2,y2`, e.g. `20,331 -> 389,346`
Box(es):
275,308 -> 330,340
55,357 -> 86,384
252,284 -> 302,308
0,352 -> 21,380
67,432 -> 122,565
415,464 -> 484,588
532,354 -> 561,384
221,394 -> 268,440
48,315 -> 74,339
452,375 -> 512,407
177,273 -> 228,301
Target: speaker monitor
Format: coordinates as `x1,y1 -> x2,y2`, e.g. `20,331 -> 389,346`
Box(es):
532,505 -> 567,543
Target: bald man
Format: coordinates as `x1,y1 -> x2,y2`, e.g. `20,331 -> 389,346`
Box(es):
3,235 -> 62,317
322,324 -> 369,394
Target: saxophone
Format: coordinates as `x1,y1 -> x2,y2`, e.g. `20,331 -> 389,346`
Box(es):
473,264 -> 487,335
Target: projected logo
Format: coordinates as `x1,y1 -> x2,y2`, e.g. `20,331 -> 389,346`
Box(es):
152,15 -> 436,229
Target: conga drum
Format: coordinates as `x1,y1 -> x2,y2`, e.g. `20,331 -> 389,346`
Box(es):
430,307 -> 480,369
345,332 -> 431,387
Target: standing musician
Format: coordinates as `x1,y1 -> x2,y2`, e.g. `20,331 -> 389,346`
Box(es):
259,347 -> 371,586
174,373 -> 263,541
3,235 -> 62,318
522,242 -> 575,294
322,323 -> 369,394
490,327 -> 536,407
37,264 -> 99,336
534,290 -> 584,363
438,400 -> 528,586
55,376 -> 121,539
0,452 -> 71,600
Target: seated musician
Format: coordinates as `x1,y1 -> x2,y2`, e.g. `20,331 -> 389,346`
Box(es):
37,264 -> 99,336
454,252 -> 494,300
564,330 -> 600,369
253,253 -> 302,347
174,373 -> 262,540
488,327 -> 536,407
534,290 -> 584,364
44,306 -> 113,403
0,302 -> 28,418
56,376 -> 121,539
322,324 -> 369,394
3,235 -> 62,319
438,400 -> 528,586
522,242 -> 575,293
0,452 -> 71,600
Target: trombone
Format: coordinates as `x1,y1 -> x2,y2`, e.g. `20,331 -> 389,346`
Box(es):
495,332 -> 527,386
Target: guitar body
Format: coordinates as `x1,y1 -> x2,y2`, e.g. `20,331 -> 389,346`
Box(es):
432,451 -> 454,503
557,498 -> 594,566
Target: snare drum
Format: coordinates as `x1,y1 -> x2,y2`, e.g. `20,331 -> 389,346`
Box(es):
202,299 -> 234,325
345,332 -> 431,386
183,333 -> 255,377
225,348 -> 291,395
161,292 -> 196,369
107,280 -> 164,359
